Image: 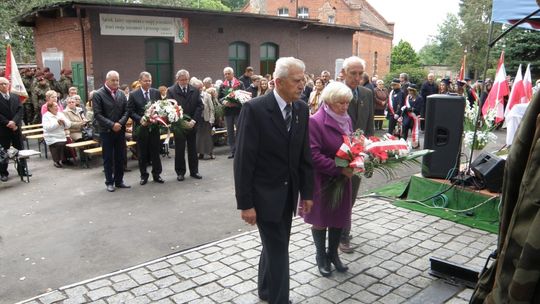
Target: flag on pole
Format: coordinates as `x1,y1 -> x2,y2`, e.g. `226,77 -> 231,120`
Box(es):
505,64 -> 526,115
482,51 -> 509,123
5,45 -> 28,103
458,54 -> 466,81
523,63 -> 532,101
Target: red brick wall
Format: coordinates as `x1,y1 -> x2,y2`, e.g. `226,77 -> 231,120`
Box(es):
354,31 -> 392,78
84,8 -> 353,85
33,16 -> 93,76
244,0 -> 392,78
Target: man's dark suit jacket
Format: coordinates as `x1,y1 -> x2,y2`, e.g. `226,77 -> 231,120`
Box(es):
128,87 -> 161,127
348,85 -> 375,137
166,84 -> 203,124
0,94 -> 23,135
234,92 -> 314,222
92,86 -> 130,133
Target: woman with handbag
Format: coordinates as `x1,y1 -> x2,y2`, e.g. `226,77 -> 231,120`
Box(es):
63,95 -> 89,142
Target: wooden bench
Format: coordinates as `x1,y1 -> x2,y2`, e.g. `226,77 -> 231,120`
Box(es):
83,141 -> 137,157
66,140 -> 100,167
21,123 -> 43,130
374,115 -> 385,122
21,128 -> 44,136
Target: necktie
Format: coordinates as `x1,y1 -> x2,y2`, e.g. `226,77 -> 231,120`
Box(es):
353,88 -> 358,103
284,104 -> 292,131
183,87 -> 187,94
2,94 -> 8,100
144,91 -> 149,101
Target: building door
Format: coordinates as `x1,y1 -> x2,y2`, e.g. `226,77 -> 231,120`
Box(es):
71,62 -> 86,102
145,38 -> 173,87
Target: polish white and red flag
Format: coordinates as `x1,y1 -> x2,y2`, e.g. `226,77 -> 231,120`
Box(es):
482,51 -> 509,123
523,63 -> 532,101
505,64 -> 526,114
4,45 -> 28,103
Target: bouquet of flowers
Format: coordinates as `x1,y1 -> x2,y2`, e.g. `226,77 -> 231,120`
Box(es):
324,130 -> 432,210
463,102 -> 497,150
140,99 -> 189,144
223,89 -> 252,106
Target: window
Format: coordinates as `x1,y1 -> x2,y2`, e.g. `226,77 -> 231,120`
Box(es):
229,42 -> 250,75
298,7 -> 309,18
328,15 -> 335,24
278,8 -> 289,16
145,38 -> 172,87
260,43 -> 279,77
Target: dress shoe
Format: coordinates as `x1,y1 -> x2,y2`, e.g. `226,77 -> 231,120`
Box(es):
62,159 -> 74,166
227,154 -> 234,159
153,176 -> 165,183
177,175 -> 185,181
140,177 -> 148,185
190,173 -> 202,179
339,241 -> 354,254
106,184 -> 115,192
1,175 -> 8,182
115,183 -> 131,189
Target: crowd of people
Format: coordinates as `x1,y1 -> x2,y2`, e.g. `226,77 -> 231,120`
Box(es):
2,55 -> 530,304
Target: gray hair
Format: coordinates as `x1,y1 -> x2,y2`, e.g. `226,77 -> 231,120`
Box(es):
320,81 -> 353,106
105,70 -> 119,80
190,78 -> 203,88
139,71 -> 152,80
400,73 -> 409,81
342,56 -> 366,72
203,77 -> 213,84
273,57 -> 305,80
223,67 -> 234,74
175,69 -> 190,79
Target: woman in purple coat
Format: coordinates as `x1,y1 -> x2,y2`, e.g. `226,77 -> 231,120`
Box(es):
304,81 -> 353,277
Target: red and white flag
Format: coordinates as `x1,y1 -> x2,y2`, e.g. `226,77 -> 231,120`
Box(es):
5,45 -> 28,103
505,64 -> 526,114
482,51 -> 509,123
523,63 -> 532,101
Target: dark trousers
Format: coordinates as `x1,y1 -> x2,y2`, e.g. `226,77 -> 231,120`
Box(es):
173,129 -> 198,176
100,131 -> 126,186
257,195 -> 293,304
0,131 -> 23,176
388,116 -> 399,136
374,109 -> 384,129
49,142 -> 66,163
225,114 -> 238,155
136,126 -> 162,179
402,120 -> 413,140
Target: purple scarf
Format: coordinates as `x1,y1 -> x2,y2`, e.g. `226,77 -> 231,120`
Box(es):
323,104 -> 352,135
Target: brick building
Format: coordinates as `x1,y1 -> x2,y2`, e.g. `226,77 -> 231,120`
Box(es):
243,0 -> 394,79
16,1 -> 359,100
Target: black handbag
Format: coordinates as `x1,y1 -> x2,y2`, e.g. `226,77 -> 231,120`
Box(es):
81,124 -> 94,141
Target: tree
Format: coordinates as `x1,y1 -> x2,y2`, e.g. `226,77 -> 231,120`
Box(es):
390,40 -> 420,72
221,0 -> 248,11
505,28 -> 540,80
418,40 -> 444,66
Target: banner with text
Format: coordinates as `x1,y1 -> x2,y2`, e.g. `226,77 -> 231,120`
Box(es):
100,13 -> 189,44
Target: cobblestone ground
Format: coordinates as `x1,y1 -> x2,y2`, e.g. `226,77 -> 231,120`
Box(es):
17,198 -> 497,304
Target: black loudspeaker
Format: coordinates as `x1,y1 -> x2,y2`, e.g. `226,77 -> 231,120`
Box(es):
471,152 -> 505,192
422,95 -> 465,179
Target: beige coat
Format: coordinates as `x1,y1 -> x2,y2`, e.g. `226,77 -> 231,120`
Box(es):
63,107 -> 86,141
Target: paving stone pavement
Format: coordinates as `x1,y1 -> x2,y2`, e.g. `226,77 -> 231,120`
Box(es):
16,198 -> 497,304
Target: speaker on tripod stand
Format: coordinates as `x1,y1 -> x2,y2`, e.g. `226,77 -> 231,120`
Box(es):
422,95 -> 465,179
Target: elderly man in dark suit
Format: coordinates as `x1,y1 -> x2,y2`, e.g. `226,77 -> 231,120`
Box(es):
0,77 -> 24,182
167,69 -> 203,181
93,70 -> 131,192
235,57 -> 314,304
340,56 -> 375,253
128,71 -> 164,185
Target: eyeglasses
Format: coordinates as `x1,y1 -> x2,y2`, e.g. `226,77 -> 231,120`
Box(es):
0,83 -> 9,85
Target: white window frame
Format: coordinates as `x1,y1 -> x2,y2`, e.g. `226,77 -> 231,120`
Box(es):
298,7 -> 309,19
278,8 -> 289,17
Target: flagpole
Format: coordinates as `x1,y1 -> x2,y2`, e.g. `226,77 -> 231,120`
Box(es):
467,21 -> 495,172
